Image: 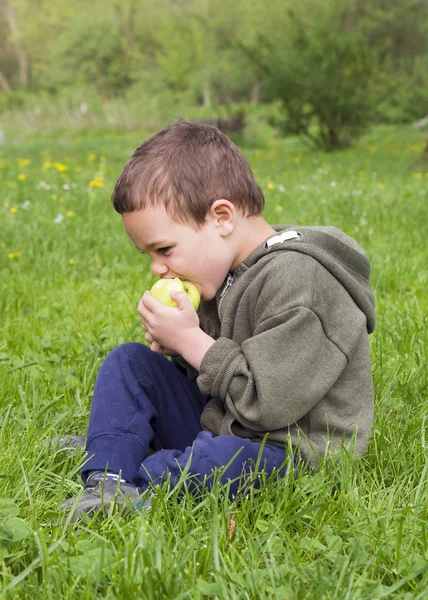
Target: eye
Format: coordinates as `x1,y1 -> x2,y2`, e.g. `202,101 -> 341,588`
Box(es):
156,247 -> 172,256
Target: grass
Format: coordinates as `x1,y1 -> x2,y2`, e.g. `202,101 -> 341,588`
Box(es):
1,124 -> 427,598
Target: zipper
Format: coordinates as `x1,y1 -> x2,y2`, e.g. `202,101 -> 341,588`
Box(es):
218,272 -> 235,319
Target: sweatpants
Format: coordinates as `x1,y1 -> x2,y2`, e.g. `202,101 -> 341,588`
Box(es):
82,342 -> 288,498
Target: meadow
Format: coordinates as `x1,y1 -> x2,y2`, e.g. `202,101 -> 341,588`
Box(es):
0,124 -> 427,599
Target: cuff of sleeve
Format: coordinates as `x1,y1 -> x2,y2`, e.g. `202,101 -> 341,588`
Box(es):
197,337 -> 242,398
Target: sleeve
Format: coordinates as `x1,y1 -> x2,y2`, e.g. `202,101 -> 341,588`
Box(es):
197,304 -> 347,432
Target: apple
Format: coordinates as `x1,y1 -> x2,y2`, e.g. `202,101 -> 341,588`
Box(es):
150,277 -> 201,311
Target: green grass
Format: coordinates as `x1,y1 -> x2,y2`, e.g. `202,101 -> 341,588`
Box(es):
1,124 -> 427,599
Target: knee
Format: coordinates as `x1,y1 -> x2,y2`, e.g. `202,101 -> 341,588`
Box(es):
105,342 -> 150,365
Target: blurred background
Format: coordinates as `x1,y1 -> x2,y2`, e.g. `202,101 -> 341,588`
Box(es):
0,0 -> 427,150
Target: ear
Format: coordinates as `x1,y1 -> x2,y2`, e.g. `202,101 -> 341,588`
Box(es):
209,200 -> 236,237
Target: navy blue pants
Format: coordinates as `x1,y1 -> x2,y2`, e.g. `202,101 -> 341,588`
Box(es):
83,342 -> 288,498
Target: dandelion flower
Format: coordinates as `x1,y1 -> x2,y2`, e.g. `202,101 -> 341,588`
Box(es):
75,166 -> 83,173
18,174 -> 26,181
68,259 -> 75,265
66,210 -> 75,217
10,207 -> 18,214
89,176 -> 104,188
378,183 -> 385,190
17,159 -> 31,168
8,252 -> 21,259
267,183 -> 275,190
54,162 -> 68,172
43,161 -> 52,168
412,172 -> 422,179
275,206 -> 284,213
88,154 -> 97,163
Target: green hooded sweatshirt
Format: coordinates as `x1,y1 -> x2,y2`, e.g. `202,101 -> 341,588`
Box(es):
179,225 -> 375,466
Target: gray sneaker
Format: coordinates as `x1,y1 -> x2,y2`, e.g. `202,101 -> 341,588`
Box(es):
62,475 -> 149,522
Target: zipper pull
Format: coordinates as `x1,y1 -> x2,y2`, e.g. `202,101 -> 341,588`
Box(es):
220,272 -> 235,298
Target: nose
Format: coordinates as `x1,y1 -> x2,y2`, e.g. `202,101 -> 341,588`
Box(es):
151,258 -> 168,277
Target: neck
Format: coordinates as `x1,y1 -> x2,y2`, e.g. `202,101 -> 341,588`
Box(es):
231,216 -> 276,270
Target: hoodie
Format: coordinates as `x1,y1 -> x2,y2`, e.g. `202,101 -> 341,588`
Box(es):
179,225 -> 375,466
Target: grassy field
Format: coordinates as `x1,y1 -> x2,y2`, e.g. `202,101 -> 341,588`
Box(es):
1,124 -> 427,599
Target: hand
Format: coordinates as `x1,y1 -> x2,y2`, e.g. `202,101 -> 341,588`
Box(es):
143,331 -> 178,356
138,289 -> 200,356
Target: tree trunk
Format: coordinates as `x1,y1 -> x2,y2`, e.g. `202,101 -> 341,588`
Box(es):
0,70 -> 12,93
250,81 -> 260,105
5,0 -> 29,89
202,84 -> 211,108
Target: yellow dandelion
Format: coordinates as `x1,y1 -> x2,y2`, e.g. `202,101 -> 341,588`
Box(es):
8,251 -> 21,259
54,162 -> 69,172
43,161 -> 53,169
88,154 -> 97,163
51,194 -> 58,200
275,206 -> 284,213
68,259 -> 75,265
18,174 -> 26,181
411,172 -> 422,179
378,183 -> 385,190
17,158 -> 31,168
75,166 -> 83,173
10,207 -> 18,214
89,177 -> 104,188
59,197 -> 65,203
267,183 -> 275,190
66,210 -> 75,217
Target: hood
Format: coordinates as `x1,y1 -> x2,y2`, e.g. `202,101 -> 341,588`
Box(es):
234,225 -> 376,333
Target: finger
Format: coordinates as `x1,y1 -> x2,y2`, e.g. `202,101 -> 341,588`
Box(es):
150,341 -> 164,354
169,291 -> 192,311
145,332 -> 153,343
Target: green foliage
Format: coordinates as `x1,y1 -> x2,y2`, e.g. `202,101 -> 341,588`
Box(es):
2,0 -> 428,147
39,6 -> 131,97
241,0 -> 382,150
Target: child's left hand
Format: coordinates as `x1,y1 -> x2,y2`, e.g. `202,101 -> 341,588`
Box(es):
138,290 -> 200,355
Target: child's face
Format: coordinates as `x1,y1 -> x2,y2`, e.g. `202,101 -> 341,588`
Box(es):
122,205 -> 234,301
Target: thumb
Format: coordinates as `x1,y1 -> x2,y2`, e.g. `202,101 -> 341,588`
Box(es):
170,290 -> 190,310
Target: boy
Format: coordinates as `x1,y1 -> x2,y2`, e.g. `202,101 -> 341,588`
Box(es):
62,120 -> 375,520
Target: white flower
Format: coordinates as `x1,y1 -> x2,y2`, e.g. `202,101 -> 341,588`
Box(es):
63,184 -> 70,190
54,214 -> 64,224
278,184 -> 285,192
22,200 -> 31,209
330,181 -> 337,188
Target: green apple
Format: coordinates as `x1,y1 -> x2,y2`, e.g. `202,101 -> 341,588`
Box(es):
150,277 -> 200,311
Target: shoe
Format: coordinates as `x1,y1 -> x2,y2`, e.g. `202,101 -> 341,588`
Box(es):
61,475 -> 149,522
50,435 -> 87,452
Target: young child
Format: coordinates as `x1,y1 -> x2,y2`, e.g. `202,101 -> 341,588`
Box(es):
62,120 -> 375,520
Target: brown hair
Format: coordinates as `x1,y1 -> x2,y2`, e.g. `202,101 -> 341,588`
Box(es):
111,119 -> 265,228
